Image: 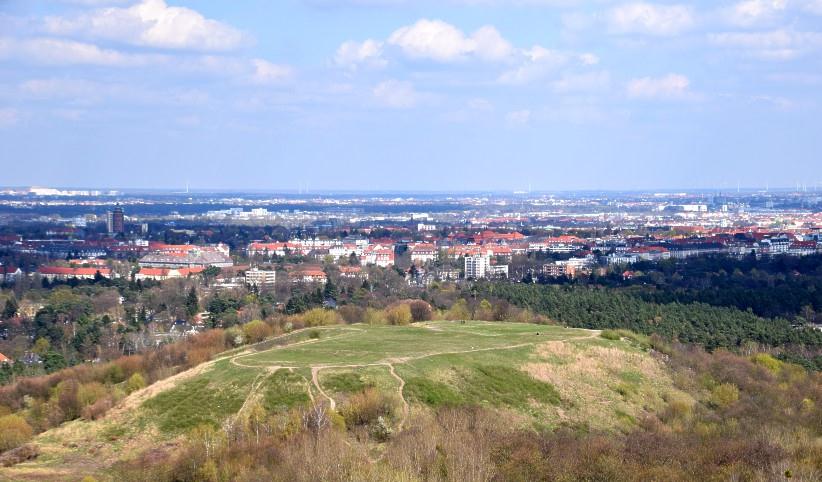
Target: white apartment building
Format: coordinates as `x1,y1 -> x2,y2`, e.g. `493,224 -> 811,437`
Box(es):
465,254 -> 490,279
245,268 -> 277,287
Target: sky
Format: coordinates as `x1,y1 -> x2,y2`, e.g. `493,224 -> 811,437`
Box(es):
0,0 -> 821,192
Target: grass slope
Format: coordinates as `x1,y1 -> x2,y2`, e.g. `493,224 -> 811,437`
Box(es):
0,321 -> 685,481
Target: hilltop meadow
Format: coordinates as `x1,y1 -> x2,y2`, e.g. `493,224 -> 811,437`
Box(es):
0,317 -> 820,481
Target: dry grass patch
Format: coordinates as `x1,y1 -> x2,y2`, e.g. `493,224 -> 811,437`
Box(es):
524,340 -> 688,431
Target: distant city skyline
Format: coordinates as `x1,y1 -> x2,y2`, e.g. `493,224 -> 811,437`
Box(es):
1,1 -> 821,190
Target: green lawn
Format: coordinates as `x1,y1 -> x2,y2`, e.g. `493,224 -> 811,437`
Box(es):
137,321 -> 592,434
236,321 -> 590,367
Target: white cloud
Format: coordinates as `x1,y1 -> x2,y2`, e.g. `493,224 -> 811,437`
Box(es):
803,0 -> 822,14
505,109 -> 531,126
626,73 -> 691,99
552,71 -> 611,93
387,19 -> 513,62
373,79 -> 420,108
608,3 -> 694,36
578,53 -> 600,65
0,108 -> 19,128
709,29 -> 822,60
0,37 -> 156,66
44,0 -> 246,51
499,46 -> 596,85
20,78 -> 98,98
250,59 -> 294,85
467,98 -> 494,111
726,0 -> 787,27
334,39 -> 386,69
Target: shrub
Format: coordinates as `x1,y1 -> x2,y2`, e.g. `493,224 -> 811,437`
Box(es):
338,305 -> 364,324
340,388 -> 393,427
408,300 -> 433,322
751,353 -> 782,373
385,304 -> 412,326
82,396 -> 113,420
710,383 -> 740,409
600,330 -> 621,341
125,373 -> 146,395
0,414 -> 33,453
363,308 -> 386,325
243,320 -> 273,344
77,382 -> 107,408
446,299 -> 471,321
54,379 -> 81,421
0,443 -> 38,467
301,308 -> 339,327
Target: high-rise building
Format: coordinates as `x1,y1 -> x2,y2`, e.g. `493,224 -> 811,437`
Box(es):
465,254 -> 490,279
107,206 -> 124,235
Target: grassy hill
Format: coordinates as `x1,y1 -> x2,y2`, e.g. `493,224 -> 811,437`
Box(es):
0,321 -> 687,481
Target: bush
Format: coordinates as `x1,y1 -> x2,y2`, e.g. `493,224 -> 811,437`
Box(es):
338,305 -> 364,324
408,300 -> 433,322
82,396 -> 113,420
243,320 -> 273,344
363,308 -> 386,326
0,443 -> 38,467
446,299 -> 471,321
125,373 -> 146,395
710,383 -> 740,409
751,353 -> 782,373
385,304 -> 412,326
78,382 -> 107,408
0,414 -> 33,453
340,387 -> 393,427
301,308 -> 339,327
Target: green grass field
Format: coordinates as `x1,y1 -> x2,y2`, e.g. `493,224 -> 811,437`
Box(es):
234,321 -> 589,367
1,321 -> 687,481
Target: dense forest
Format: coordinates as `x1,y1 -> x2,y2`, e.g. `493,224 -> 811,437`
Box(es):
590,254 -> 822,321
471,282 -> 822,369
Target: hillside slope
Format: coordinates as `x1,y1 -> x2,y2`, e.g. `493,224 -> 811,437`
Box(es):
0,321 -> 685,481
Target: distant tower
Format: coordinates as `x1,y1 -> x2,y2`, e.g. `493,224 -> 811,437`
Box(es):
107,205 -> 125,235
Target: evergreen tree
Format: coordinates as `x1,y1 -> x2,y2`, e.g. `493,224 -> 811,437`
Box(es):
185,287 -> 199,318
324,279 -> 338,301
3,297 -> 18,319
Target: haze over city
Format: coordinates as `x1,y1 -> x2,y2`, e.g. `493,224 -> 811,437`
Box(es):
1,0 -> 821,191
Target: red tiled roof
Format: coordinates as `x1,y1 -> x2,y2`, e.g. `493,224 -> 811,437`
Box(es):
38,266 -> 112,276
0,353 -> 10,363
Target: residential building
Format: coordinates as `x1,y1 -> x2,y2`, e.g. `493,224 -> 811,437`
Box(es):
339,266 -> 367,279
290,268 -> 327,284
136,267 -> 204,281
139,244 -> 233,269
488,264 -> 509,278
361,245 -> 395,267
409,243 -> 438,264
38,266 -> 112,281
465,254 -> 490,279
107,206 -> 125,235
245,268 -> 277,287
0,265 -> 22,284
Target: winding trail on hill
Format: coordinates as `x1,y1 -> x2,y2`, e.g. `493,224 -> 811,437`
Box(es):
229,325 -> 600,436
311,366 -> 337,411
387,363 -> 409,431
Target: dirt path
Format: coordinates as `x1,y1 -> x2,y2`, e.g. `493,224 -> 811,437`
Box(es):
311,367 -> 336,411
246,327 -> 601,433
386,364 -> 409,431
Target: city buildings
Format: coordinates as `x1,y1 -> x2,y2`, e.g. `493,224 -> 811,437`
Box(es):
465,254 -> 490,279
38,266 -> 112,281
139,243 -> 233,269
245,268 -> 277,287
107,206 -> 125,235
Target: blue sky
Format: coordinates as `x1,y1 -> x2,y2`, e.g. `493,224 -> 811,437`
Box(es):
1,0 -> 821,191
